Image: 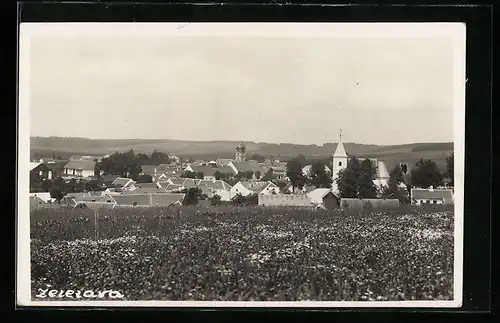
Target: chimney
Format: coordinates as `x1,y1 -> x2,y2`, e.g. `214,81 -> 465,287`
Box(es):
429,185 -> 434,191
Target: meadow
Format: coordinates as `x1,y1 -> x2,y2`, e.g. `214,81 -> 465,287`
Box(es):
30,204 -> 454,301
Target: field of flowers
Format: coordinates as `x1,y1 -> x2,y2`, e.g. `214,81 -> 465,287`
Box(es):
30,204 -> 454,301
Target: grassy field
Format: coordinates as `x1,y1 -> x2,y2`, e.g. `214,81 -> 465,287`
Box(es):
30,205 -> 454,301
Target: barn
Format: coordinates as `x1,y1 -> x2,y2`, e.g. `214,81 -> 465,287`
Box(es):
307,188 -> 340,210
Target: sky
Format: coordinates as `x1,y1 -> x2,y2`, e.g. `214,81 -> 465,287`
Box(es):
26,24 -> 460,146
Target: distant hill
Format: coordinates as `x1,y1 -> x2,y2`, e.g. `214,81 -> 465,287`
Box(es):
30,136 -> 454,170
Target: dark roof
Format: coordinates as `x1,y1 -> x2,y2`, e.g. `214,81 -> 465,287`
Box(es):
189,166 -> 219,176
101,174 -> 119,183
411,189 -> 453,200
134,183 -> 159,189
123,187 -> 168,194
231,162 -> 267,174
112,194 -> 150,206
64,160 -> 96,171
239,181 -> 277,194
64,192 -> 92,199
112,177 -> 135,187
150,194 -> 185,206
197,180 -> 232,191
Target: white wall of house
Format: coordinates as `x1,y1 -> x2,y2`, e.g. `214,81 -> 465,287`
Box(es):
373,177 -> 389,188
414,199 -> 444,205
230,182 -> 253,198
64,168 -> 95,177
214,189 -> 231,201
259,184 -> 279,195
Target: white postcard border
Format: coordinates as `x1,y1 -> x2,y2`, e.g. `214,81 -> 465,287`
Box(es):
17,22 -> 466,308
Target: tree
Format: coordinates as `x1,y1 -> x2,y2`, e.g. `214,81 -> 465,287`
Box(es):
214,171 -> 222,180
261,168 -> 273,181
445,153 -> 454,186
286,157 -> 307,193
249,154 -> 265,163
254,170 -> 261,179
335,157 -> 377,198
245,193 -> 259,205
195,172 -> 204,179
383,164 -> 408,202
357,159 -> 378,198
410,159 -> 444,188
209,194 -> 222,205
232,193 -> 247,206
308,161 -> 333,188
182,187 -> 202,205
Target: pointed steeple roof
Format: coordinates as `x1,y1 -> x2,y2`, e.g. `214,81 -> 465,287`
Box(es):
333,141 -> 347,157
333,129 -> 347,157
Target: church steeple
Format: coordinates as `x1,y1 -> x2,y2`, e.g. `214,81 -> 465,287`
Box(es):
333,129 -> 347,157
235,141 -> 246,163
331,129 -> 348,193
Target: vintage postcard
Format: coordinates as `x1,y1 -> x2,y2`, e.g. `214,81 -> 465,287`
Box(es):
17,23 -> 465,307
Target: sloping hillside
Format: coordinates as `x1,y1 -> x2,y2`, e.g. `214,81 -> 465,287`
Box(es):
30,137 -> 453,169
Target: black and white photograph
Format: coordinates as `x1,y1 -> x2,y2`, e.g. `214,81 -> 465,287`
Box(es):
17,23 -> 465,307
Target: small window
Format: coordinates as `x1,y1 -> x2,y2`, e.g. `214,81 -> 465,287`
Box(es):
39,170 -> 43,176
433,200 -> 437,204
338,161 -> 342,166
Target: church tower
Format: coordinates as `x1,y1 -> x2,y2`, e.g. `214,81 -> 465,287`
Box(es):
332,129 -> 348,193
235,142 -> 246,163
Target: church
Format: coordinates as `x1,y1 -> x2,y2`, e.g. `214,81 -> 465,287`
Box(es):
331,133 -> 390,194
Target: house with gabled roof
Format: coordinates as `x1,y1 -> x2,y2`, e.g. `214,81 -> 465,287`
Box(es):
307,188 -> 340,210
411,187 -> 453,205
230,180 -> 279,199
30,196 -> 46,208
112,177 -> 136,189
63,160 -> 98,178
101,174 -> 120,184
228,161 -> 268,179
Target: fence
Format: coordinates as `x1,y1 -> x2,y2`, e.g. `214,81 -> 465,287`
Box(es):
341,198 -> 400,210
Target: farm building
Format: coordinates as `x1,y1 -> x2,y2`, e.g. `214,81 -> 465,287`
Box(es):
29,192 -> 54,203
63,160 -> 98,178
112,177 -> 136,189
101,174 -> 120,184
30,162 -> 53,180
307,188 -> 340,210
111,193 -> 185,207
30,196 -> 45,208
411,187 -> 454,205
258,194 -> 312,207
228,161 -> 268,179
230,181 -> 279,198
184,165 -> 235,181
269,165 -> 287,181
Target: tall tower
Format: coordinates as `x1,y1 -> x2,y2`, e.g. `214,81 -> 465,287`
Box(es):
332,129 -> 348,193
235,142 -> 246,163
